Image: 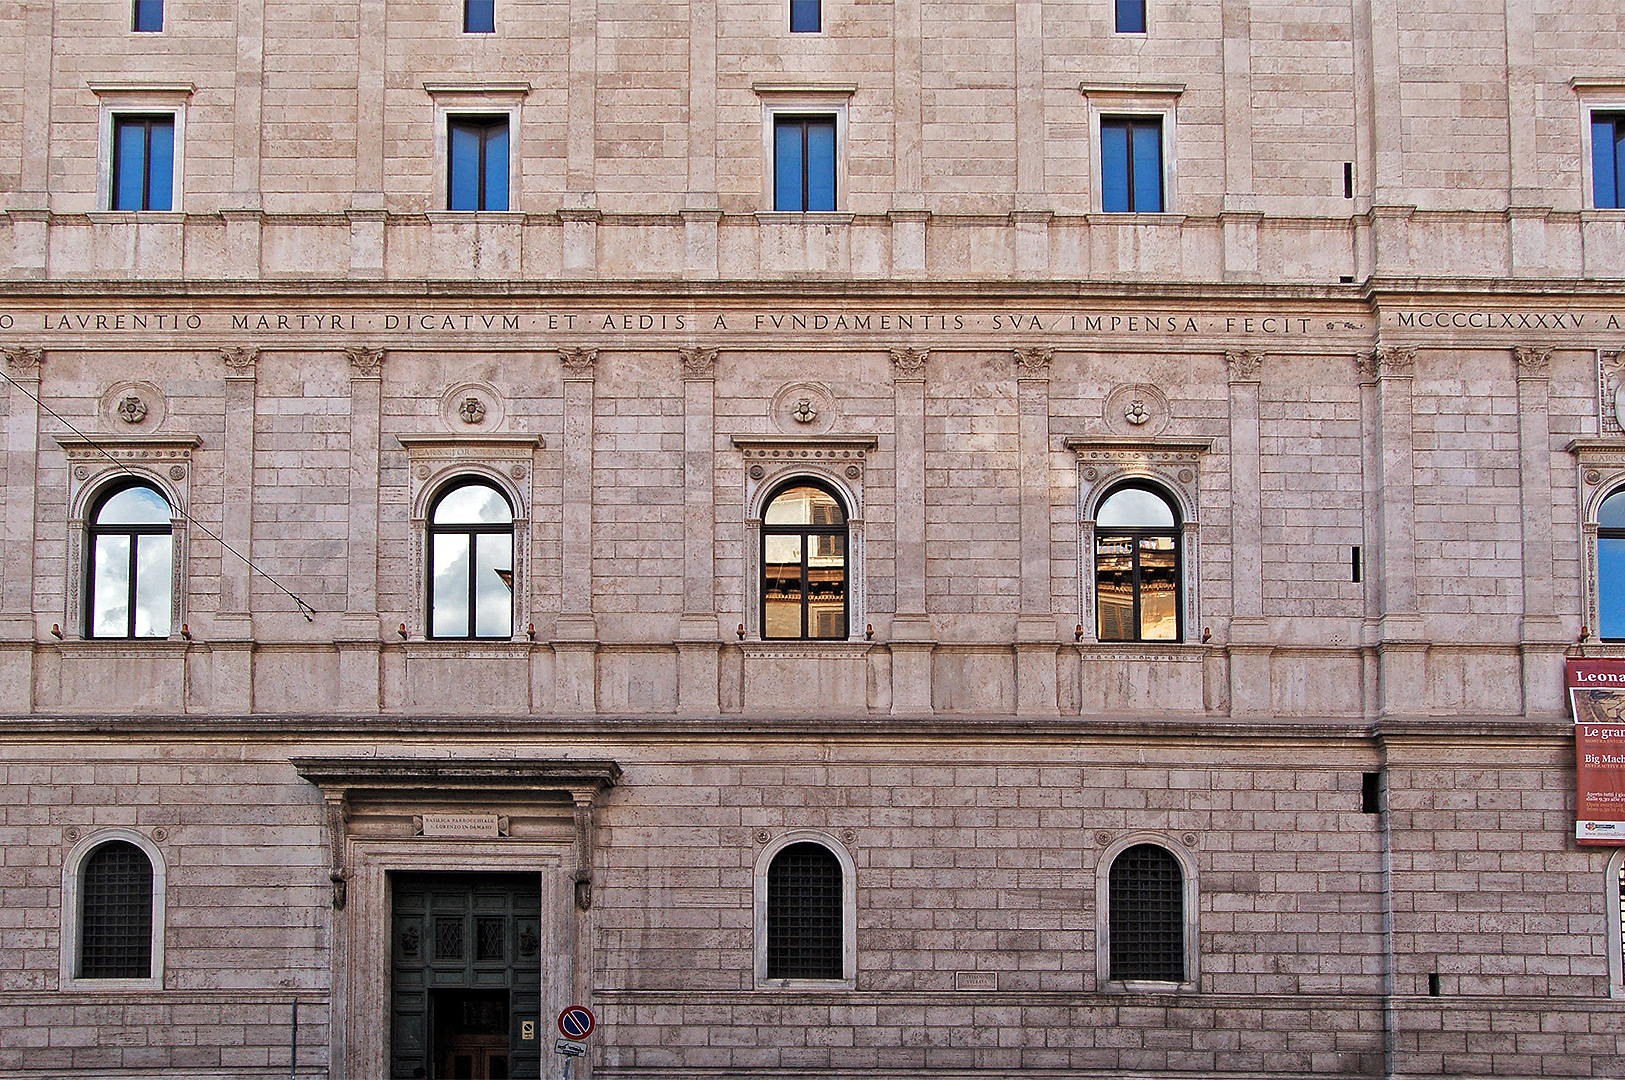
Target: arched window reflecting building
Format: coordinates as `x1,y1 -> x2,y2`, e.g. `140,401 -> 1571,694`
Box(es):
761,482 -> 848,640
1094,484 -> 1181,642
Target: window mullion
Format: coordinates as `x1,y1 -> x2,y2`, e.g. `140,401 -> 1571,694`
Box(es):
801,530 -> 811,638
125,529 -> 140,637
466,528 -> 479,637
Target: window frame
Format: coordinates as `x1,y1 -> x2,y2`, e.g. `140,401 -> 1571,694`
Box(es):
92,84 -> 191,215
789,0 -> 820,33
425,477 -> 517,641
84,479 -> 177,640
1589,110 -> 1625,211
754,87 -> 853,216
1095,833 -> 1197,993
760,479 -> 850,641
60,828 -> 167,991
1081,84 -> 1181,216
1114,0 -> 1146,34
132,0 -> 163,32
445,114 -> 511,212
1091,482 -> 1183,643
754,830 -> 857,989
426,85 -> 528,216
464,0 -> 496,33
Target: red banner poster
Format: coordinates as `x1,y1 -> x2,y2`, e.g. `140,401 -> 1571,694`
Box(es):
1569,659 -> 1625,845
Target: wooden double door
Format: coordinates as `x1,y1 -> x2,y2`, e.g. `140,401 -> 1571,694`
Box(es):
391,873 -> 543,1079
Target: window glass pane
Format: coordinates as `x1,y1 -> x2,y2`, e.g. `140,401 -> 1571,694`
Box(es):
1602,537 -> 1625,640
805,119 -> 836,211
763,534 -> 803,638
1597,117 -> 1622,210
1132,122 -> 1163,211
775,121 -> 805,211
1115,0 -> 1145,33
133,0 -> 163,32
92,535 -> 132,638
1603,491 -> 1625,529
1101,122 -> 1130,213
1097,487 -> 1175,528
1137,535 -> 1178,640
134,534 -> 173,638
765,486 -> 843,526
465,0 -> 495,32
96,486 -> 172,526
1095,534 -> 1134,641
113,121 -> 148,211
449,123 -> 481,211
483,122 -> 509,211
145,120 -> 174,211
431,534 -> 472,638
433,483 -> 511,524
789,0 -> 820,32
808,534 -> 845,639
473,533 -> 513,638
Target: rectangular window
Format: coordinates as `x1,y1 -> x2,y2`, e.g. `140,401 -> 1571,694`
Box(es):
1115,0 -> 1145,33
1101,117 -> 1162,213
1595,113 -> 1625,210
111,116 -> 175,211
132,0 -> 162,31
447,116 -> 509,211
464,0 -> 495,33
790,0 -> 820,32
774,116 -> 836,212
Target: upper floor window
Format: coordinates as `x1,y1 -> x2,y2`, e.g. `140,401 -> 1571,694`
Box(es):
1600,489 -> 1625,639
133,0 -> 162,31
773,116 -> 836,212
428,480 -> 514,639
1094,484 -> 1180,642
87,482 -> 173,639
762,482 -> 847,639
111,115 -> 175,211
464,0 -> 495,32
1115,0 -> 1145,33
1100,117 -> 1163,212
448,116 -> 510,211
1107,843 -> 1186,983
790,0 -> 820,32
78,840 -> 155,980
1595,113 -> 1625,210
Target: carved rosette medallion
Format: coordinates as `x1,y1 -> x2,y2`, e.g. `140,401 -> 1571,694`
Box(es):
117,395 -> 149,424
458,397 -> 487,425
680,347 -> 718,379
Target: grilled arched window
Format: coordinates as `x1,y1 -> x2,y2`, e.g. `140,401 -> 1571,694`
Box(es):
87,482 -> 174,638
79,840 -> 155,980
766,842 -> 843,979
1108,843 -> 1184,982
762,483 -> 848,639
428,480 -> 514,639
1600,490 -> 1625,640
1094,484 -> 1181,642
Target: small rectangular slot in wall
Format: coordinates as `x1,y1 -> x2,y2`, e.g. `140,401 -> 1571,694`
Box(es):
1352,546 -> 1362,583
1362,772 -> 1381,814
1427,973 -> 1441,996
1344,162 -> 1354,199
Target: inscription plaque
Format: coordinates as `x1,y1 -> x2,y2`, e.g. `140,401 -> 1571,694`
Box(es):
418,813 -> 503,838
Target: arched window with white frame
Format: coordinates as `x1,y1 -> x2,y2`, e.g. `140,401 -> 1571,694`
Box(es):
1093,483 -> 1182,642
61,829 -> 166,988
1095,833 -> 1198,991
427,478 -> 515,640
754,831 -> 856,987
85,481 -> 174,639
761,481 -> 849,640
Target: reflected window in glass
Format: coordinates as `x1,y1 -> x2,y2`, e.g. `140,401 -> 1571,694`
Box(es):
1094,484 -> 1180,642
87,483 -> 173,639
1600,490 -> 1625,640
762,483 -> 847,639
428,480 -> 514,639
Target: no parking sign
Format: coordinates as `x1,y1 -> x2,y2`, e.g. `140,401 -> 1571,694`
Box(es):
557,1006 -> 596,1041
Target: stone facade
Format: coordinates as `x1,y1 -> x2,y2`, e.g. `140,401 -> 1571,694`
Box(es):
2,1 -> 1625,1078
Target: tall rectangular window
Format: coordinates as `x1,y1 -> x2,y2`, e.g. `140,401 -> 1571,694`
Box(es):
464,0 -> 495,33
133,0 -> 162,31
1101,117 -> 1163,213
1595,113 -> 1625,210
447,116 -> 510,211
111,116 -> 175,211
1115,0 -> 1145,33
790,0 -> 820,32
774,116 -> 836,212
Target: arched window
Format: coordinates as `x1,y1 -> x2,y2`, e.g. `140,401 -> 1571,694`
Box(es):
86,482 -> 174,638
1094,484 -> 1181,642
78,840 -> 155,980
766,842 -> 843,980
428,480 -> 514,639
762,483 -> 848,640
1600,489 -> 1625,640
1108,843 -> 1185,983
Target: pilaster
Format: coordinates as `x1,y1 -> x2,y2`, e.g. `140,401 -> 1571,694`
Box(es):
679,347 -> 721,715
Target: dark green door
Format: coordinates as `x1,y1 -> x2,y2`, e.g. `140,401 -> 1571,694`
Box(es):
392,873 -> 543,1079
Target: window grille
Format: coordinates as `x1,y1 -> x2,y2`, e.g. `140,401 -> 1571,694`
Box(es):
79,841 -> 153,979
477,916 -> 506,962
767,843 -> 842,979
435,916 -> 465,960
1108,843 -> 1184,982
